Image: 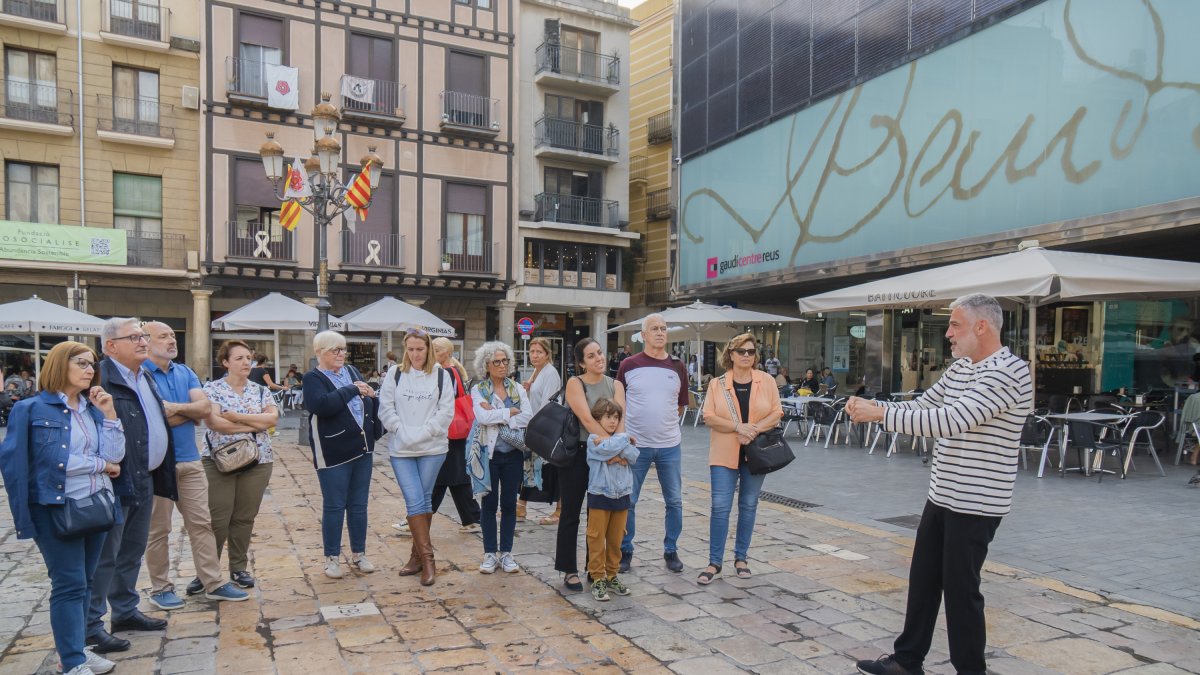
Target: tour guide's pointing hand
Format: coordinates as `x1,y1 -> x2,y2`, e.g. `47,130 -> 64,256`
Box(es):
846,396 -> 885,424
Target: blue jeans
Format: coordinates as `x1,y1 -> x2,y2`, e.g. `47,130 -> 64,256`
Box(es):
480,449 -> 523,553
621,444 -> 683,555
708,464 -> 766,565
88,479 -> 153,636
390,454 -> 446,517
317,454 -> 373,557
30,504 -> 108,671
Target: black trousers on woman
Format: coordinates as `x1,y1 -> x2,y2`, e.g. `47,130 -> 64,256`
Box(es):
430,484 -> 480,526
553,443 -> 590,574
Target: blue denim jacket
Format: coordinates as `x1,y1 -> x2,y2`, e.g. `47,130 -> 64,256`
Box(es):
0,391 -> 127,539
586,433 -> 640,499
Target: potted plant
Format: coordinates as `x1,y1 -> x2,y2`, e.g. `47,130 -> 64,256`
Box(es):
441,254 -> 452,271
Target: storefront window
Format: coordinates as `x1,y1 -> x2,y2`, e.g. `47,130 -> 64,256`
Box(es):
1102,299 -> 1200,392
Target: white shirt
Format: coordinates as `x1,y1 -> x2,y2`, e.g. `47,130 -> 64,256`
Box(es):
378,365 -> 456,458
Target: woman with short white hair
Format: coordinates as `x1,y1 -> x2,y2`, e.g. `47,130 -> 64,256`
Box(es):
469,341 -> 531,574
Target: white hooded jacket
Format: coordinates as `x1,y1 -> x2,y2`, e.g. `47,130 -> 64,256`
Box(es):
378,364 -> 456,457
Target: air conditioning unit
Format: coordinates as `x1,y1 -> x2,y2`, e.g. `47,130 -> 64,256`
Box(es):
181,86 -> 200,110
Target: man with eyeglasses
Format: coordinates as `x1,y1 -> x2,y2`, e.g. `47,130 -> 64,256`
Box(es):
86,318 -> 178,654
616,314 -> 690,574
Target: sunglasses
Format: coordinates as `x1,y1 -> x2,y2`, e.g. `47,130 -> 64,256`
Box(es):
732,348 -> 757,357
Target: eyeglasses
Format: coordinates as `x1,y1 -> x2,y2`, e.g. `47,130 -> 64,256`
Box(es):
71,358 -> 95,370
491,358 -> 510,367
110,333 -> 147,344
327,347 -> 347,355
732,348 -> 757,357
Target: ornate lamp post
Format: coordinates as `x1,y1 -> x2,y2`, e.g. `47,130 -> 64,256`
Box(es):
258,93 -> 384,332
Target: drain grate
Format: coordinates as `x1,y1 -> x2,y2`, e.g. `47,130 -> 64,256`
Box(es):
759,491 -> 820,510
878,514 -> 923,530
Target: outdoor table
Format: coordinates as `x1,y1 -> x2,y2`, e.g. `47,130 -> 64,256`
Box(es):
1044,411 -> 1134,477
781,396 -> 833,406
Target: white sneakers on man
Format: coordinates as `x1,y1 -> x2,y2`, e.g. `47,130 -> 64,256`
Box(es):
62,647 -> 114,675
324,556 -> 343,579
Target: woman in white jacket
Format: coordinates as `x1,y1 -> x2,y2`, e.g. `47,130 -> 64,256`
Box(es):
379,329 -> 455,585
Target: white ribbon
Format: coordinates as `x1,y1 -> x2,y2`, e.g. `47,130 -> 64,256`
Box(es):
253,231 -> 272,259
364,239 -> 381,265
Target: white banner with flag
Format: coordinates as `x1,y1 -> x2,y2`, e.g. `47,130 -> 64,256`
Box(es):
340,75 -> 375,104
283,157 -> 313,200
265,64 -> 299,110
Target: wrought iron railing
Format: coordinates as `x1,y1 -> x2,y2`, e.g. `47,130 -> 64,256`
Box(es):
534,116 -> 618,157
104,0 -> 167,41
125,231 -> 187,268
96,95 -> 174,139
0,79 -> 73,127
629,154 -> 647,182
647,110 -> 672,145
438,239 -> 498,274
534,43 -> 620,85
225,57 -> 281,100
2,0 -> 59,22
646,188 -> 672,220
641,278 -> 671,305
339,75 -> 406,119
440,90 -> 499,131
227,221 -> 295,262
535,193 -> 620,229
341,231 -> 403,268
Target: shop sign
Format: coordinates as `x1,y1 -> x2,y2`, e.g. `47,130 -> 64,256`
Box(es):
849,325 -> 867,339
0,221 -> 127,266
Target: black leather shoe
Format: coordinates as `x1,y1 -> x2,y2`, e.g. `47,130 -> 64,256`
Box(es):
185,577 -> 203,596
111,609 -> 167,632
664,551 -> 684,573
619,551 -> 632,573
231,570 -> 255,588
86,629 -> 131,653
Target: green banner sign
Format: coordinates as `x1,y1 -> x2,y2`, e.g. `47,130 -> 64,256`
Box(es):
0,221 -> 127,265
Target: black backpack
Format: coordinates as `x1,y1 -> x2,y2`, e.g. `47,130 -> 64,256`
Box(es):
524,380 -> 581,468
393,365 -> 445,397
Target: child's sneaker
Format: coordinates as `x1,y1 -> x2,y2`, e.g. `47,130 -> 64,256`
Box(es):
606,575 -> 630,596
590,578 -> 610,601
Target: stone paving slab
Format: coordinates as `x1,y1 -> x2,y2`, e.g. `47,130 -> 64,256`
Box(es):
0,434 -> 1197,674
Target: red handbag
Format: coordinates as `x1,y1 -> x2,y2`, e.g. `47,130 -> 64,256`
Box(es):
447,367 -> 474,440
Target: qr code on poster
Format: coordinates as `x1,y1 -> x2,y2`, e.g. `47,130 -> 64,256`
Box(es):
90,238 -> 111,256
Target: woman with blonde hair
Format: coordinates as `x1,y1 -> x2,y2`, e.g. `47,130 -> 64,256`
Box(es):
428,337 -> 480,532
698,333 -> 782,584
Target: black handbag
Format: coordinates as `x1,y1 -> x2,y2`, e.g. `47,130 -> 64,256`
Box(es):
524,383 -> 580,468
50,488 -> 118,538
720,376 -> 795,476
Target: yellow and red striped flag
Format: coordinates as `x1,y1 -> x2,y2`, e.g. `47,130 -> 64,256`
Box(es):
343,170 -> 371,221
280,199 -> 301,231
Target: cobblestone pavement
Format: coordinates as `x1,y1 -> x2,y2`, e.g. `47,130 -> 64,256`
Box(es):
0,429 -> 1197,674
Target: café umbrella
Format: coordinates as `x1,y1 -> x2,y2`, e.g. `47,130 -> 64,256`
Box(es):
211,293 -> 345,382
0,296 -> 106,381
612,301 -> 803,369
340,296 -> 456,355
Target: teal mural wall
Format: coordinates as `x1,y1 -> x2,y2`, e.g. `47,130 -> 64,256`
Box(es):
678,0 -> 1200,287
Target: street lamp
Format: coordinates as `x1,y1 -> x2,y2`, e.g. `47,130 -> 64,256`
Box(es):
258,92 -> 384,332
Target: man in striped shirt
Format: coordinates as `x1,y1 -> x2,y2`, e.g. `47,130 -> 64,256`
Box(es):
849,294 -> 1032,675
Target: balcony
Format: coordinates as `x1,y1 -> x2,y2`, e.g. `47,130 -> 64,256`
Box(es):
438,239 -> 499,275
439,90 -> 500,138
96,95 -> 175,148
0,0 -> 65,32
534,43 -> 620,96
226,221 -> 296,263
125,232 -> 187,269
629,154 -> 647,185
0,80 -> 74,135
339,76 -> 406,125
534,193 -> 620,229
647,110 -> 672,145
341,231 -> 404,269
533,116 -> 619,166
225,57 -> 295,108
100,0 -> 170,50
646,188 -> 673,221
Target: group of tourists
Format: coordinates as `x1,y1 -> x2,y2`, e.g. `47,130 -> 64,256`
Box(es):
1,293 -> 1032,675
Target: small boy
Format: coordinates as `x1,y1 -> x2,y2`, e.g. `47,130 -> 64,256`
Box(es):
585,398 -> 640,601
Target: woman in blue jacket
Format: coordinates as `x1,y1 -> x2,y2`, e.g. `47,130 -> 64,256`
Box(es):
0,341 -> 124,675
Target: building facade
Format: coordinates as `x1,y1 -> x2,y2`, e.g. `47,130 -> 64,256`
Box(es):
508,0 -> 634,378
675,0 -> 1200,396
0,0 -> 204,372
201,0 -> 514,377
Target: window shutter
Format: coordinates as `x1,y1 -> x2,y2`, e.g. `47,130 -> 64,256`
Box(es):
113,173 -> 162,218
446,183 -> 486,216
240,14 -> 284,49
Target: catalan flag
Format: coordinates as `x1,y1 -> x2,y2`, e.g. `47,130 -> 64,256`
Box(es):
344,170 -> 371,221
280,199 -> 301,231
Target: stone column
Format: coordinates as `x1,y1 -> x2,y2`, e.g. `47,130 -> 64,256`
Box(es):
189,288 -> 214,379
497,300 -> 517,346
591,307 -> 610,344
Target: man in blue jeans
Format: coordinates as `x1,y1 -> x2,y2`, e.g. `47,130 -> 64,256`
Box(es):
616,314 -> 689,573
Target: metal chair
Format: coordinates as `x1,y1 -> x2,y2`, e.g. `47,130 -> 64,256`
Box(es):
781,400 -> 807,437
1121,410 -> 1165,476
1065,419 -> 1125,481
824,398 -> 852,448
805,401 -> 837,446
1019,412 -> 1056,474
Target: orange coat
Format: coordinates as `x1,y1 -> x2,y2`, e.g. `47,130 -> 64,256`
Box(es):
702,370 -> 783,469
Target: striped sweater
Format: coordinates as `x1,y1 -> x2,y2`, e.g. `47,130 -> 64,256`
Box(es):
880,347 -> 1032,517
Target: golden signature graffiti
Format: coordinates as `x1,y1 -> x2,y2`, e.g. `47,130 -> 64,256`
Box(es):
680,0 -> 1200,266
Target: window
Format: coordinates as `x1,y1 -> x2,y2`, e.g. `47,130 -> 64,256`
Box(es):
5,162 -> 58,224
522,239 -> 619,289
560,27 -> 599,78
109,0 -> 162,41
3,0 -> 58,21
454,0 -> 490,7
4,49 -> 57,124
112,66 -> 159,134
346,33 -> 395,115
445,183 -> 487,267
232,158 -> 289,258
114,173 -> 162,267
237,14 -> 284,97
445,50 -> 488,127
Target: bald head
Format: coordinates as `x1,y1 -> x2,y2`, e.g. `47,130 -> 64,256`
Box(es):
144,321 -> 179,366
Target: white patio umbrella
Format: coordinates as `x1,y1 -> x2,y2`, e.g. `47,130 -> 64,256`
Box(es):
0,296 -> 106,381
613,301 -> 804,369
211,293 -> 345,381
340,296 -> 456,356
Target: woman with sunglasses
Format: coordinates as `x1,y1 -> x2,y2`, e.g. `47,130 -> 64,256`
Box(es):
697,334 -> 782,585
0,341 -> 123,675
469,341 -> 531,574
379,329 -> 455,586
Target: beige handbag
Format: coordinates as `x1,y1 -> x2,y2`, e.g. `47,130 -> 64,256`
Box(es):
208,435 -> 260,473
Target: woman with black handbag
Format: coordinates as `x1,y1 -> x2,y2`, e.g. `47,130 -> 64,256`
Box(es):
0,341 -> 124,675
697,334 -> 783,585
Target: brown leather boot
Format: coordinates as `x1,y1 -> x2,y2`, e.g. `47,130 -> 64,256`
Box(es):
411,513 -> 436,586
397,517 -> 422,576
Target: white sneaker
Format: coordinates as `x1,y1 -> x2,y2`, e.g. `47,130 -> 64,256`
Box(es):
324,556 -> 343,579
479,552 -> 498,574
499,552 -> 520,573
83,648 -> 115,675
64,666 -> 96,675
392,522 -> 412,537
352,553 -> 375,574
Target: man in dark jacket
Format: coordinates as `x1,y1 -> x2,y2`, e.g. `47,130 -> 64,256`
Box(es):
86,318 -> 178,654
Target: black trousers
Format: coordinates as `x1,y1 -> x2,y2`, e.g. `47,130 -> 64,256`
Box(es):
553,445 -> 590,574
430,483 -> 480,526
893,500 -> 1001,675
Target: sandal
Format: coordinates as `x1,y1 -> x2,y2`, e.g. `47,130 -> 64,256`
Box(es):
696,564 -> 721,585
564,573 -> 583,592
734,560 -> 752,579
538,515 -> 560,525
